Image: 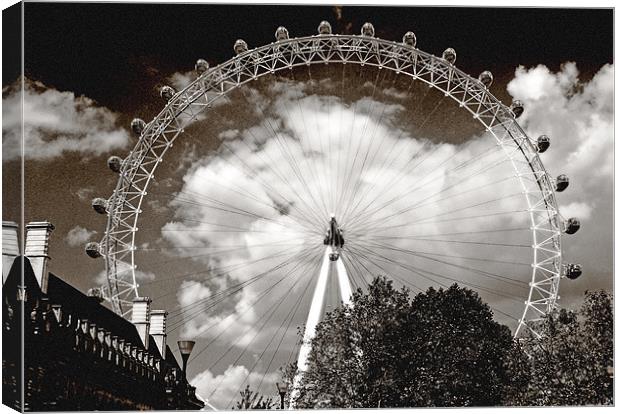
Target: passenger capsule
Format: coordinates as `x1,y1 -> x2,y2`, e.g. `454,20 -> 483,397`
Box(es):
91,198 -> 108,215
85,242 -> 102,259
537,135 -> 550,153
564,263 -> 582,280
361,22 -> 375,37
195,59 -> 209,74
160,85 -> 176,101
478,71 -> 494,88
275,26 -> 289,41
107,156 -> 122,173
234,39 -> 248,55
130,118 -> 146,137
402,31 -> 417,47
555,174 -> 569,192
564,217 -> 580,235
442,48 -> 456,65
318,20 -> 332,35
511,100 -> 524,118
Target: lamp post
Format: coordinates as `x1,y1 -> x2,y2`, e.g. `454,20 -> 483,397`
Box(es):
276,382 -> 288,409
177,340 -> 195,380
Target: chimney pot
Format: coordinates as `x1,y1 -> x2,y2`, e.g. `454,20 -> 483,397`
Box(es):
131,297 -> 152,349
2,221 -> 19,284
149,309 -> 168,359
24,221 -> 55,293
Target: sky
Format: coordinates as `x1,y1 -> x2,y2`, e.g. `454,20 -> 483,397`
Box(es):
1,2 -> 614,409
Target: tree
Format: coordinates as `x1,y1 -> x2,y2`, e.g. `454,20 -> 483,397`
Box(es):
233,385 -> 277,410
293,276 -> 519,408
507,290 -> 613,406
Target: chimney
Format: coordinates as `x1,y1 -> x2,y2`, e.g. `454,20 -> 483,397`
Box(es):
131,296 -> 152,349
24,221 -> 55,293
149,309 -> 168,359
2,221 -> 20,284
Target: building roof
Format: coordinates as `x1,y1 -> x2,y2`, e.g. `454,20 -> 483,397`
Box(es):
4,256 -> 171,357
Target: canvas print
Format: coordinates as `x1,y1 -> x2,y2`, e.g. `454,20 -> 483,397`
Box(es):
1,2 -> 614,411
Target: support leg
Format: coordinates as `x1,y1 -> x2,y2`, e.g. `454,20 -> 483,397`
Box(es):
290,247 -> 332,407
336,258 -> 352,305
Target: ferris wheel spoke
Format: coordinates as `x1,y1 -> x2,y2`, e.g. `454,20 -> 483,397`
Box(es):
285,68 -> 332,217
343,245 -> 425,293
340,253 -> 366,292
341,80 -> 418,219
349,190 -> 524,236
234,256 -> 321,404
217,139 -> 327,229
188,121 -> 327,231
190,248 -> 322,381
236,84 -> 331,225
150,189 -> 321,235
254,256 -> 320,394
352,209 -> 528,233
163,244 -> 319,314
350,238 -> 529,289
346,242 -> 523,305
351,245 -> 520,324
305,66 -> 336,213
168,247 -> 322,335
417,93 -> 445,131
344,140 -> 507,228
335,68 -> 380,214
350,226 -> 529,241
137,237 -> 314,253
345,146 -> 515,231
331,65 -> 363,219
202,143 -> 327,231
141,242 -> 317,296
338,68 -> 390,218
339,71 -> 399,221
157,163 -> 320,227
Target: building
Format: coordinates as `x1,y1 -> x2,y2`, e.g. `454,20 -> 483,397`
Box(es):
2,221 -> 204,411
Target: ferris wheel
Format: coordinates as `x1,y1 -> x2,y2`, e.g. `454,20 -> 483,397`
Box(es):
86,20 -> 583,403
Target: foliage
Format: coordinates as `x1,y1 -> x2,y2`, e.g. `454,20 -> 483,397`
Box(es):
293,276 -> 519,408
232,385 -> 277,410
507,290 -> 614,406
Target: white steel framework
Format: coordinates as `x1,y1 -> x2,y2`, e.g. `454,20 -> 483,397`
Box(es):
96,33 -> 564,339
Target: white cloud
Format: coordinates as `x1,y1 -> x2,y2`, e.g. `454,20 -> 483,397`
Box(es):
559,201 -> 593,221
76,187 -> 95,201
191,364 -> 279,409
167,70 -> 195,91
2,78 -> 130,161
65,225 -> 97,247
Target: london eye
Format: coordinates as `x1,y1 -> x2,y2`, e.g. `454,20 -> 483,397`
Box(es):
85,21 -> 582,406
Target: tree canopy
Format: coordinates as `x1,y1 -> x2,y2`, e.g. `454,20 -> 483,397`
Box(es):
293,276 -> 520,408
508,290 -> 614,406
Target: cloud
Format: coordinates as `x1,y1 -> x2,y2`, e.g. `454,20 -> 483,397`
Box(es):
2,78 -> 130,161
559,201 -> 593,221
191,364 -> 280,409
65,225 -> 97,247
76,187 -> 95,201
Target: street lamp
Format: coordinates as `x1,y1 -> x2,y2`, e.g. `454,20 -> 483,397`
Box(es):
177,340 -> 195,379
276,382 -> 288,409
